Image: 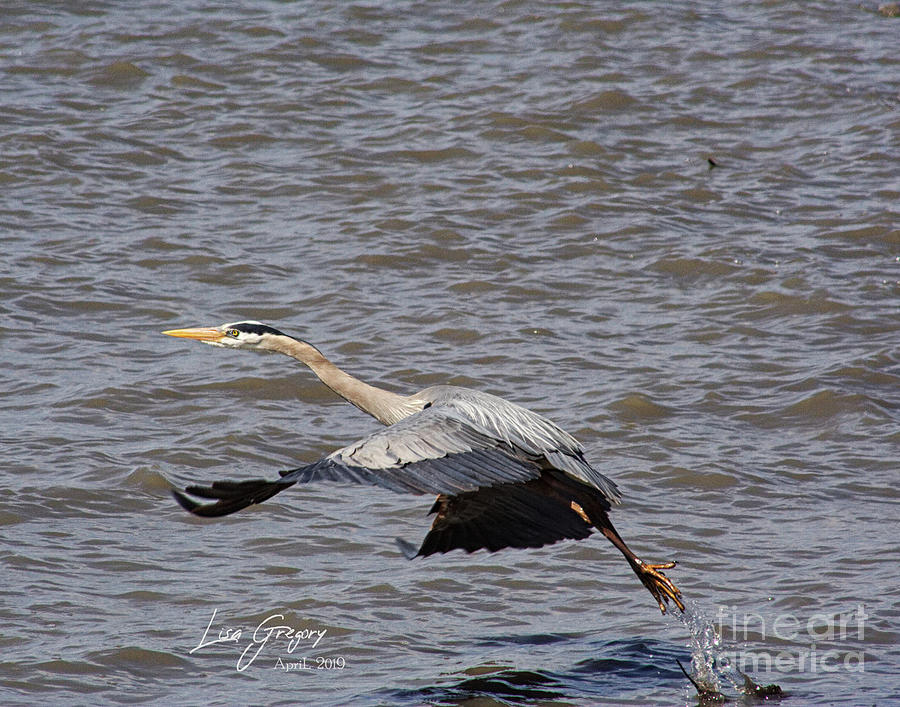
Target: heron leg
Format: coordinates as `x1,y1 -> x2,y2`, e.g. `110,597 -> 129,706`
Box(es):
596,513 -> 685,614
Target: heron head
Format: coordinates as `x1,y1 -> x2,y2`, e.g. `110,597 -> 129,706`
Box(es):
162,320 -> 287,350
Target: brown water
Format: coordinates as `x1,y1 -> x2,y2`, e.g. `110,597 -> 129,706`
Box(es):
2,2 -> 899,705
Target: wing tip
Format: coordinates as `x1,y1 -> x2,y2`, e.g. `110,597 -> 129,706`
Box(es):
171,488 -> 201,514
395,537 -> 421,560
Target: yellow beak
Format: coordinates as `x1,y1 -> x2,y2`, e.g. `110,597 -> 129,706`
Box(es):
161,326 -> 225,343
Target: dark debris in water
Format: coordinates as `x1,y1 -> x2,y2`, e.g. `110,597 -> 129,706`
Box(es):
678,658 -> 726,704
678,659 -> 785,705
740,669 -> 784,702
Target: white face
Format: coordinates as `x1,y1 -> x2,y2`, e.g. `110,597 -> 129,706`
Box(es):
215,321 -> 271,349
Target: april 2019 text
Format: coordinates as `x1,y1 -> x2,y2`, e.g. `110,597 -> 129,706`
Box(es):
274,656 -> 347,671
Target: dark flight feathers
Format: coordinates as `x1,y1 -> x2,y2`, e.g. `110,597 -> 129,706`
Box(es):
405,470 -> 610,558
172,478 -> 293,517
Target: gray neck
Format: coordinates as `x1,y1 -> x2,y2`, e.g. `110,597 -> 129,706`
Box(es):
264,335 -> 420,425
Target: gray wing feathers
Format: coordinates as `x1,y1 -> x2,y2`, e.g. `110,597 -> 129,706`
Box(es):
280,388 -> 620,503
431,389 -> 622,502
338,413 -> 483,468
283,447 -> 538,496
279,407 -> 543,495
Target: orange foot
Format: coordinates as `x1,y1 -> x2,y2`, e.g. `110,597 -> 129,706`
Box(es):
634,559 -> 685,614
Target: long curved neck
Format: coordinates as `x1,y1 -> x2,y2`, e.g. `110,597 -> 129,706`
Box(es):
265,335 -> 418,425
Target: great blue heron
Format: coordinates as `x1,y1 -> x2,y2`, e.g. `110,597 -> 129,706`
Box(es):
164,321 -> 685,614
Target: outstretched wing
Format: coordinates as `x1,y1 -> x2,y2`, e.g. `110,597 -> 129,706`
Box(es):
172,404 -> 546,517
172,393 -> 619,519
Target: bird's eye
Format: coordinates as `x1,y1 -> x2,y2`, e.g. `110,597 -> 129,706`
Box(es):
228,329 -> 241,338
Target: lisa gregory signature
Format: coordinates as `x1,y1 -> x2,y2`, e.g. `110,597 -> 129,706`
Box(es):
190,608 -> 329,672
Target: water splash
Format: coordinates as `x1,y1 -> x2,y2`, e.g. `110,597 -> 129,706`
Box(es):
678,605 -> 744,695
676,606 -> 785,703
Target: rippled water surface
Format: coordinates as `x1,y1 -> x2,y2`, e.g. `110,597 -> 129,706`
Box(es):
2,2 -> 899,705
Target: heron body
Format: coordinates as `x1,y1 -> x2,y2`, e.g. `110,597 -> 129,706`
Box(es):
164,321 -> 684,614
